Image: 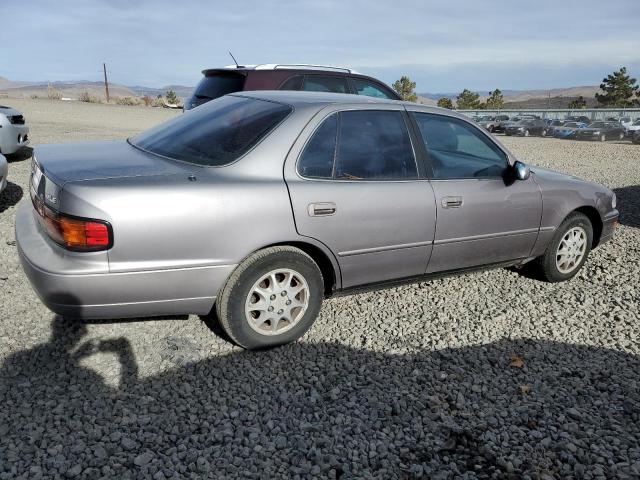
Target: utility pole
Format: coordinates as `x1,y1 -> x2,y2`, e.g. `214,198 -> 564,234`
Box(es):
103,63 -> 110,103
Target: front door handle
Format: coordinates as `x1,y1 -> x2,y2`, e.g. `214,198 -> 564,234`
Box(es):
308,202 -> 337,216
441,196 -> 463,208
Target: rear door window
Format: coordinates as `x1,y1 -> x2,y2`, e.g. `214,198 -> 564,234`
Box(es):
298,114 -> 337,179
335,110 -> 417,180
302,75 -> 349,94
278,75 -> 304,91
192,73 -> 245,100
351,78 -> 396,99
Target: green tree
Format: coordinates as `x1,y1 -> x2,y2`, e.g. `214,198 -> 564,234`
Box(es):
437,97 -> 454,109
165,89 -> 179,105
392,76 -> 418,102
568,96 -> 587,109
485,88 -> 504,109
595,67 -> 639,107
456,89 -> 482,109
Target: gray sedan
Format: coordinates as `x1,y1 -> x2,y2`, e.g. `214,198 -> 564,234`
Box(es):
16,91 -> 619,349
0,153 -> 7,194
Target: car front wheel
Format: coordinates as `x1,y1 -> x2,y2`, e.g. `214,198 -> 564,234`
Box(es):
531,212 -> 593,282
215,246 -> 324,349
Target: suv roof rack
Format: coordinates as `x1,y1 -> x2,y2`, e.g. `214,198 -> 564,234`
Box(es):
252,63 -> 360,74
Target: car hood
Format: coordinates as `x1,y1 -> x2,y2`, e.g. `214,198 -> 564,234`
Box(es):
530,166 -> 582,182
35,140 -> 195,185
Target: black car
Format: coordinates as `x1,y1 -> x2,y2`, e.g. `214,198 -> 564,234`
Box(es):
504,118 -> 548,137
183,63 -> 400,111
633,130 -> 640,145
575,121 -> 626,142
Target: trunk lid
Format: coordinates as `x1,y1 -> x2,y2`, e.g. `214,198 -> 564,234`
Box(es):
34,140 -> 192,186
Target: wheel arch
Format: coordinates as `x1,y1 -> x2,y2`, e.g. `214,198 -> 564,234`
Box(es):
572,206 -> 603,247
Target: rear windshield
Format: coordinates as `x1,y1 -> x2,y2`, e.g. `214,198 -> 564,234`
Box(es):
131,96 -> 292,166
192,72 -> 245,100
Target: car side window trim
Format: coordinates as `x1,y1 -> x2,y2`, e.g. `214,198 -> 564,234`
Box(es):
407,110 -> 511,181
295,108 -> 424,182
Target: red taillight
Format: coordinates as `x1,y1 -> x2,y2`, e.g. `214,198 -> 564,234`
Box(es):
31,190 -> 112,251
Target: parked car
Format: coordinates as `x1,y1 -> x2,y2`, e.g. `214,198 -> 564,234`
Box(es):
183,63 -> 400,110
478,114 -> 510,133
625,118 -> 640,137
619,117 -> 633,129
545,119 -> 564,136
565,115 -> 591,124
0,153 -> 7,194
504,118 -> 548,137
0,105 -> 29,155
554,122 -> 588,139
575,121 -> 626,142
16,91 -> 619,349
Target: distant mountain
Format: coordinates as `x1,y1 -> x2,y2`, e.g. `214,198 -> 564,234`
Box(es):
420,86 -> 602,108
0,77 -> 194,100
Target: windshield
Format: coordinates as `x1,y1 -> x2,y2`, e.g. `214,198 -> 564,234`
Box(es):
191,72 -> 245,100
634,120 -> 640,126
131,95 -> 292,166
479,116 -> 494,121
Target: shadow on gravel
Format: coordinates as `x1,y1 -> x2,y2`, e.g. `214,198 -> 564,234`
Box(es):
613,185 -> 640,228
5,146 -> 33,163
1,316 -> 639,478
0,181 -> 23,214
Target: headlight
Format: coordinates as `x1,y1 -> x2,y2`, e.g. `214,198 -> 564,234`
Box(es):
611,193 -> 617,209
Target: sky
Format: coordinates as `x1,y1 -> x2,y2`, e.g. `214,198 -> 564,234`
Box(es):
1,0 -> 639,93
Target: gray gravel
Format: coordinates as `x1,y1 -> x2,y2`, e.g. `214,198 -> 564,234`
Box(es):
1,99 -> 639,479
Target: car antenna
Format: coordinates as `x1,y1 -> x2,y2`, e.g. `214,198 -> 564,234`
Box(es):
229,51 -> 240,68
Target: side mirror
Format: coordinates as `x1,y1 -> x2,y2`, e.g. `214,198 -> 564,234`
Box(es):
513,160 -> 530,181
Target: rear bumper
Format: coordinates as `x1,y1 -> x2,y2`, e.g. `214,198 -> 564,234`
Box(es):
15,201 -> 235,319
0,123 -> 29,155
0,154 -> 7,193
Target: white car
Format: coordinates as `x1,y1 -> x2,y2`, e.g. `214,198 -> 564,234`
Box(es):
625,118 -> 640,137
0,153 -> 7,194
0,105 -> 29,155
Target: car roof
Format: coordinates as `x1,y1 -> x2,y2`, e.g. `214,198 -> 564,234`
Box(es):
231,90 -> 478,122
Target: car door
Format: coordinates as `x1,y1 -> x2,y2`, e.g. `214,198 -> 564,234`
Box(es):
408,110 -> 542,273
284,105 -> 437,289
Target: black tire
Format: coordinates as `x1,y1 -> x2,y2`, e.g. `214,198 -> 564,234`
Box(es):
541,129 -> 547,137
618,132 -> 625,140
531,212 -> 593,283
524,129 -> 530,137
488,125 -> 494,133
600,134 -> 606,142
215,246 -> 324,350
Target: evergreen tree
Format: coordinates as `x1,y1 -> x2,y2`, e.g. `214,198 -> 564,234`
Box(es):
392,76 -> 418,102
595,67 -> 639,107
437,97 -> 454,109
485,89 -> 504,109
456,89 -> 482,109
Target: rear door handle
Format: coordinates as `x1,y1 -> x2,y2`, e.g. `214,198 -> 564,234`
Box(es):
308,202 -> 337,216
441,196 -> 463,208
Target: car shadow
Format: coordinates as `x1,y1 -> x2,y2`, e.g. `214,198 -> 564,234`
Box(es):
1,315 -> 638,478
5,146 -> 33,163
0,181 -> 23,214
613,185 -> 640,228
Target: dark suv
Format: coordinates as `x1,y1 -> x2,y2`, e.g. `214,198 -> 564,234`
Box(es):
183,64 -> 400,110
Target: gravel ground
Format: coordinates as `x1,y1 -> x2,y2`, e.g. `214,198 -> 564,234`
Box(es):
0,99 -> 639,479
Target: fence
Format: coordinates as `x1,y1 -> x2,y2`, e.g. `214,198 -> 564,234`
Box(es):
457,108 -> 640,121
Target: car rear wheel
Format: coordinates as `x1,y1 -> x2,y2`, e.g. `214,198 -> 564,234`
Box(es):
541,129 -> 547,137
215,246 -> 324,349
488,125 -> 494,133
600,134 -> 606,142
618,132 -> 625,140
524,130 -> 530,137
531,212 -> 593,282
